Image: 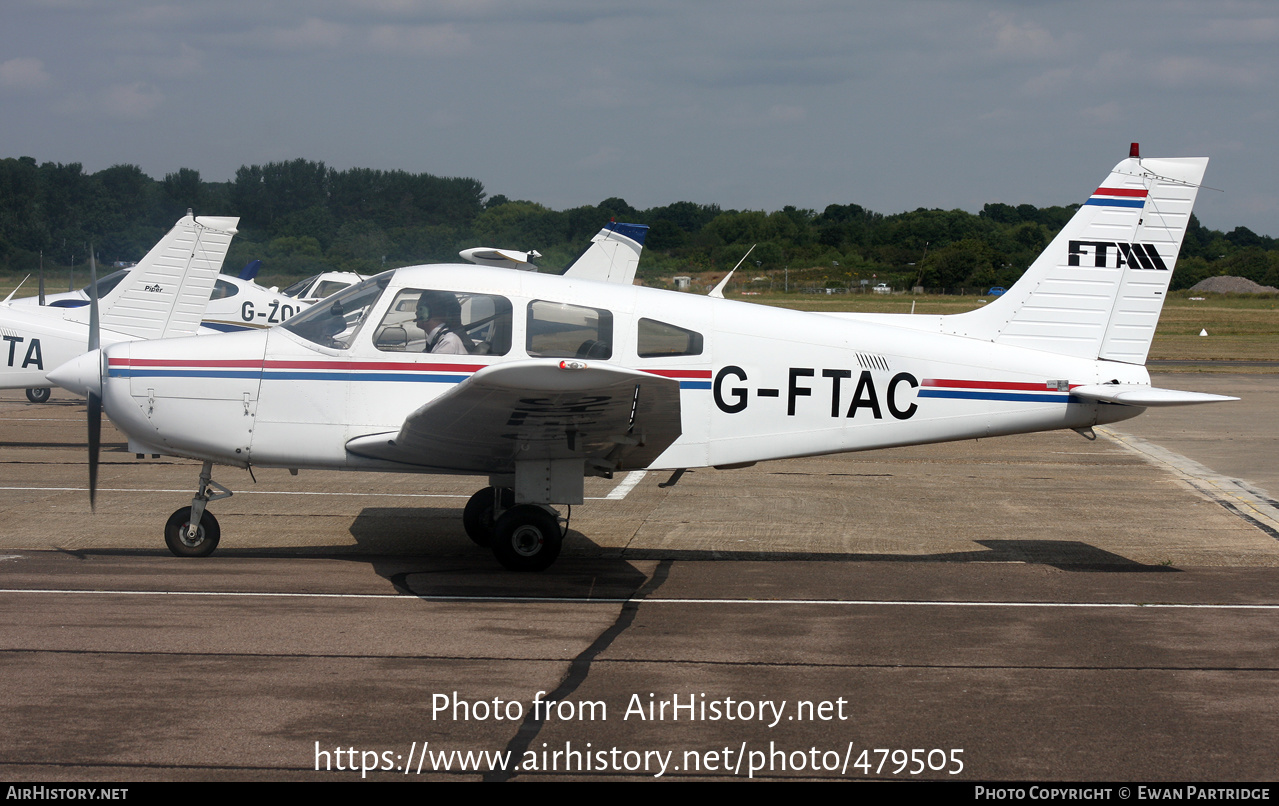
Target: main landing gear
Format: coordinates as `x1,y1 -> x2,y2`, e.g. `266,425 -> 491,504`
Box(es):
463,487 -> 564,572
157,468 -> 565,570
164,461 -> 232,557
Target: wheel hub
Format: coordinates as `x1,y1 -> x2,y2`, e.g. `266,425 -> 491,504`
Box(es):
178,524 -> 204,547
510,525 -> 544,556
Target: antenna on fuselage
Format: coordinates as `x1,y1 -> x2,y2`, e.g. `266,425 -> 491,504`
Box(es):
709,244 -> 756,299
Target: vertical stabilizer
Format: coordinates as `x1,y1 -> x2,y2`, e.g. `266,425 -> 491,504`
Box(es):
562,222 -> 648,284
943,150 -> 1207,364
97,215 -> 239,340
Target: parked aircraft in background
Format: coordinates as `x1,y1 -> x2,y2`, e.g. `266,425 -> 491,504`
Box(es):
276,271 -> 368,305
19,261 -> 362,335
50,147 -> 1232,571
3,213 -> 237,399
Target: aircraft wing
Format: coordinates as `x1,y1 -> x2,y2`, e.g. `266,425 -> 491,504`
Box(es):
345,359 -> 682,474
1071,384 -> 1239,407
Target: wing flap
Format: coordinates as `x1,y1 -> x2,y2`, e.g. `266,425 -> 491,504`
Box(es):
346,359 -> 682,473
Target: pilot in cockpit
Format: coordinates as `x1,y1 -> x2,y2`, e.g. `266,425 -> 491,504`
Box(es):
415,291 -> 472,354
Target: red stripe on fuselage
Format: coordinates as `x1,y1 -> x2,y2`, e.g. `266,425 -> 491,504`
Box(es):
1093,187 -> 1148,198
109,357 -> 486,373
644,369 -> 713,379
923,378 -> 1078,392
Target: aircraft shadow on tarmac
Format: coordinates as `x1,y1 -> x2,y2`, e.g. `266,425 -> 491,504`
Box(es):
338,507 -> 1180,599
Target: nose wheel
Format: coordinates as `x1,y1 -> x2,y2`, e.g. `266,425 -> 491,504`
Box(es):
25,388 -> 51,404
164,461 -> 232,557
164,507 -> 221,557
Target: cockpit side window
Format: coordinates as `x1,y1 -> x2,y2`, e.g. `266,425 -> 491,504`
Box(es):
280,277 -> 313,298
372,289 -> 513,356
86,270 -> 128,298
527,300 -> 613,359
282,274 -> 390,349
637,318 -> 703,358
211,278 -> 239,300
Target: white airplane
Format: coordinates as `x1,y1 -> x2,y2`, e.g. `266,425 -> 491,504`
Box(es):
49,146 -> 1233,570
2,213 -> 238,400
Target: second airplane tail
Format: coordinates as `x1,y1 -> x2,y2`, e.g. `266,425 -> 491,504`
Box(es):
98,214 -> 239,340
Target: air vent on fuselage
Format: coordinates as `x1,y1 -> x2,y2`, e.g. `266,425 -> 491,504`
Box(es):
856,352 -> 890,372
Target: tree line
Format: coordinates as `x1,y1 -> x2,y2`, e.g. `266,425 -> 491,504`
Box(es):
1,155 -> 1275,292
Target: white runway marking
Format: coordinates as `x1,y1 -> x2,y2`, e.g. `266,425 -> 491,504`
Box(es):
1099,427 -> 1279,537
2,587 -> 1277,610
605,470 -> 647,500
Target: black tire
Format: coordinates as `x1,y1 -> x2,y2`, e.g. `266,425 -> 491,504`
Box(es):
491,505 -> 562,572
462,487 -> 514,547
25,388 -> 50,404
164,506 -> 221,557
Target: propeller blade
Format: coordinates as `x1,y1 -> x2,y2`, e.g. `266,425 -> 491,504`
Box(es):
87,246 -> 101,511
88,247 -> 99,352
38,251 -> 45,306
88,392 -> 101,512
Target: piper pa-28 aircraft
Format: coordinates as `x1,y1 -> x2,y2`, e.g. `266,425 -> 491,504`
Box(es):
50,146 -> 1233,570
2,213 -> 238,399
15,259 -> 359,334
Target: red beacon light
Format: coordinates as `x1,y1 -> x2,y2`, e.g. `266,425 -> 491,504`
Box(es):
1130,142 -> 1140,158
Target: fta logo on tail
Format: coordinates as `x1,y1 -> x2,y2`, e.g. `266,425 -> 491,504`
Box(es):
1068,241 -> 1168,270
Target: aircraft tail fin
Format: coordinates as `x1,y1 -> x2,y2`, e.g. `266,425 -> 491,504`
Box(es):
98,214 -> 238,340
943,146 -> 1208,365
561,222 -> 648,284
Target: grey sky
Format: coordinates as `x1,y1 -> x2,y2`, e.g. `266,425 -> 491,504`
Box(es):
2,1 -> 1276,235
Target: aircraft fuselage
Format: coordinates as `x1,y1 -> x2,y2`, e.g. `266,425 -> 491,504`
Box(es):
99,264 -> 1146,475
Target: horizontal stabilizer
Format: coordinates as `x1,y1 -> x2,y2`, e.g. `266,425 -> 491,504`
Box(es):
1071,384 -> 1238,407
459,247 -> 541,270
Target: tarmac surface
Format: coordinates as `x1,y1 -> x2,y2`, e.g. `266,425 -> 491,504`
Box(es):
0,374 -> 1276,781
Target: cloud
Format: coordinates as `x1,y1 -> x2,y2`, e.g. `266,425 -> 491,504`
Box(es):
767,104 -> 805,123
0,58 -> 53,91
988,12 -> 1065,61
366,23 -> 469,55
1204,15 -> 1279,44
253,17 -> 348,50
577,146 -> 624,168
98,82 -> 164,118
1080,101 -> 1121,122
1149,55 -> 1265,89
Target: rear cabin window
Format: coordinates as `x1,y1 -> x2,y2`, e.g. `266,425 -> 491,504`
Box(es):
526,300 -> 613,359
637,318 -> 703,358
372,289 -> 512,355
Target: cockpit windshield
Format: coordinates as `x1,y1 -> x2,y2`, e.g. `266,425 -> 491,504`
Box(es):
282,273 -> 391,349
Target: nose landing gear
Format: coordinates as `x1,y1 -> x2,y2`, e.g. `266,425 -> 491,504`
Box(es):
164,462 -> 232,557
